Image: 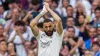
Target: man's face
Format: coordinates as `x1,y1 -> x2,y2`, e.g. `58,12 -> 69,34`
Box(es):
8,43 -> 15,52
0,41 -> 7,52
43,22 -> 54,36
95,10 -> 100,18
0,6 -> 4,14
66,18 -> 74,27
67,28 -> 75,38
66,7 -> 73,17
78,15 -> 85,24
12,8 -> 19,17
92,2 -> 98,10
16,25 -> 25,33
25,42 -> 32,51
63,0 -> 69,7
92,44 -> 100,52
88,28 -> 96,38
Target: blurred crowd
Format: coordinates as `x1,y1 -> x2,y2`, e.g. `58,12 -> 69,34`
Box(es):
0,0 -> 100,56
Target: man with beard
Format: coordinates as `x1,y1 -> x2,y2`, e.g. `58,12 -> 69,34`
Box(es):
30,2 -> 64,56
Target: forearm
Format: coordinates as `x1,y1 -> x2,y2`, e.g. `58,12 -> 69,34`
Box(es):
69,45 -> 79,55
30,13 -> 44,27
68,38 -> 77,46
30,5 -> 47,27
23,14 -> 30,23
8,34 -> 16,42
19,34 -> 25,43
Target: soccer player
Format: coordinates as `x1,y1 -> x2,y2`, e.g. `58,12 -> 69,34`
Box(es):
30,2 -> 64,56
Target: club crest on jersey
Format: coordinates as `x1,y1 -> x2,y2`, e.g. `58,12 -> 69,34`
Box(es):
40,34 -> 52,48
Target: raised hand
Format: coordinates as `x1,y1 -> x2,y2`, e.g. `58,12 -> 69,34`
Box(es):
27,10 -> 34,15
14,27 -> 22,35
43,2 -> 50,11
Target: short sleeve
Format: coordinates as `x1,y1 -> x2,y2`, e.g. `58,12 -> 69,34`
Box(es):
56,30 -> 64,41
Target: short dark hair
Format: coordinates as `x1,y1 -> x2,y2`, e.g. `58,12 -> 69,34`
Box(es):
31,0 -> 40,5
66,5 -> 73,9
14,20 -> 25,26
52,0 -> 59,5
78,14 -> 86,19
37,22 -> 43,28
66,16 -> 74,21
67,26 -> 75,32
43,19 -> 53,24
92,41 -> 100,47
95,6 -> 100,12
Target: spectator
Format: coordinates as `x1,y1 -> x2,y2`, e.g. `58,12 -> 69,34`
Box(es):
66,5 -> 74,17
5,8 -> 22,35
76,14 -> 86,27
75,3 -> 86,24
7,42 -> 16,56
64,16 -> 80,36
31,37 -> 38,56
62,5 -> 75,28
5,0 -> 20,20
28,0 -> 40,11
0,40 -> 8,56
24,41 -> 32,52
0,5 -> 5,19
51,0 -> 60,15
57,0 -> 70,17
91,6 -> 100,27
85,27 -> 97,50
8,20 -> 33,56
23,0 -> 41,25
61,26 -> 83,56
92,41 -> 100,56
86,1 -> 99,22
0,24 -> 7,41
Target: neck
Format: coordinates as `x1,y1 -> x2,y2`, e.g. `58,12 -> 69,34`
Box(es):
0,51 -> 6,55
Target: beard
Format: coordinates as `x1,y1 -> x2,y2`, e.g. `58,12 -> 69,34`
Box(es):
45,30 -> 54,36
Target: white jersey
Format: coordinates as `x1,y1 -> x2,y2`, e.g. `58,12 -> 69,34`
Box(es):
36,30 -> 64,56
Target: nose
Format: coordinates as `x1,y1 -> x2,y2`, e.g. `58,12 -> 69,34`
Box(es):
47,27 -> 50,31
